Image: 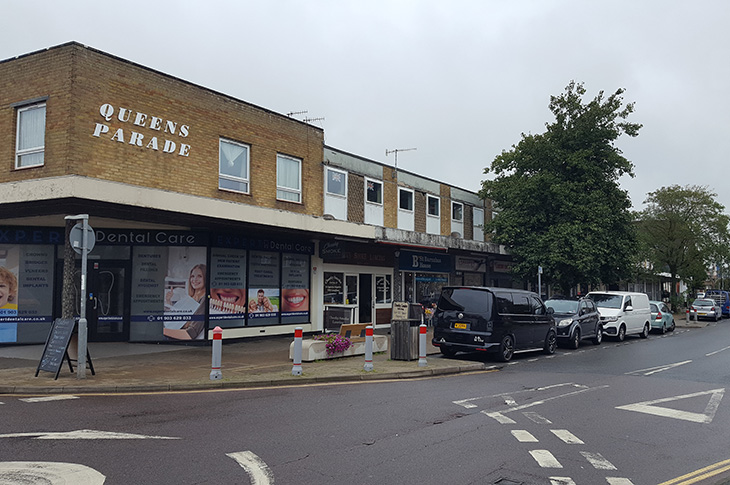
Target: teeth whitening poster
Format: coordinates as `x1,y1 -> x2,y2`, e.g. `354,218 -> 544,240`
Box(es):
209,248 -> 246,328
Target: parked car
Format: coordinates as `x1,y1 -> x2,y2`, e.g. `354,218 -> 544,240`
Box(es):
704,289 -> 730,318
432,287 -> 556,362
544,297 -> 602,348
649,300 -> 675,333
689,298 -> 722,322
585,291 -> 652,341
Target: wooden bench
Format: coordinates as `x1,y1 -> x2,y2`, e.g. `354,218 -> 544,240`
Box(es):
339,323 -> 369,342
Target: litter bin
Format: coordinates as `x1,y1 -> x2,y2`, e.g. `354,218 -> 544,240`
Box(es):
391,320 -> 420,361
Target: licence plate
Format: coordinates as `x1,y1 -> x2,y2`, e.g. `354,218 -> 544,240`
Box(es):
454,322 -> 468,330
699,312 -> 707,316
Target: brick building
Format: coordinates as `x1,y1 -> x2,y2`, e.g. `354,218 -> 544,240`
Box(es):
0,42 -> 513,345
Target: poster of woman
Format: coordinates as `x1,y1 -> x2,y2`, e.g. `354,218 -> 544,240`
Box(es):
162,247 -> 207,340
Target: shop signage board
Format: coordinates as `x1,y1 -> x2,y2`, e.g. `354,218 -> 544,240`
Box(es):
398,250 -> 451,273
35,318 -> 75,379
392,301 -> 409,320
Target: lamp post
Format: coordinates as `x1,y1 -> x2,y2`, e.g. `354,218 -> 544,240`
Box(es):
65,214 -> 93,379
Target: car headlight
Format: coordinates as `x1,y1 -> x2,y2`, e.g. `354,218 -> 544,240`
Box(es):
602,316 -> 618,322
558,318 -> 573,327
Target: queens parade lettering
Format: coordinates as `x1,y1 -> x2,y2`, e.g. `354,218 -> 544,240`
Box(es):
92,103 -> 191,157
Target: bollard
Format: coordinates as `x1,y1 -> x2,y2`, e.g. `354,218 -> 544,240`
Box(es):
418,323 -> 428,367
364,325 -> 374,372
210,326 -> 223,380
292,327 -> 303,376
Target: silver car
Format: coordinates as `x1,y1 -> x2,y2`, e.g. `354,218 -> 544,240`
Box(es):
690,298 -> 722,322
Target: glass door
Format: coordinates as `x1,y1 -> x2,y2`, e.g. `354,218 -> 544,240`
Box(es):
88,261 -> 129,341
358,273 -> 373,324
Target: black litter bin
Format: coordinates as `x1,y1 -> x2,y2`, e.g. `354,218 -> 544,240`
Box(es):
390,304 -> 424,361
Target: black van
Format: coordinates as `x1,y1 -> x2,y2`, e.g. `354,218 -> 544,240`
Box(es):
431,287 -> 556,362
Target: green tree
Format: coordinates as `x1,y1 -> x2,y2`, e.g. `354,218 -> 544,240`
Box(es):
636,185 -> 730,303
480,81 -> 641,295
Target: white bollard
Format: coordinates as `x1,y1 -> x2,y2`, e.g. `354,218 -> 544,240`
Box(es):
364,325 -> 374,372
210,326 -> 223,380
292,327 -> 303,376
418,323 -> 428,367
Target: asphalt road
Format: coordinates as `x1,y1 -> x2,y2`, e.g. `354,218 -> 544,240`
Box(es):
2,322 -> 730,484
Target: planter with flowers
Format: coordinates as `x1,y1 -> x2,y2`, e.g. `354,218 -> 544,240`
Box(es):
289,331 -> 389,362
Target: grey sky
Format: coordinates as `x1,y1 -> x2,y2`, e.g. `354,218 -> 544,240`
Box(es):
3,0 -> 728,211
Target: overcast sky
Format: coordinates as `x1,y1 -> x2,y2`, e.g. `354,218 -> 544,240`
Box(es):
3,0 -> 728,211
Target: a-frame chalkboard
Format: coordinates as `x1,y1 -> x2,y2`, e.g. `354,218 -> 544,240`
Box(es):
35,318 -> 95,380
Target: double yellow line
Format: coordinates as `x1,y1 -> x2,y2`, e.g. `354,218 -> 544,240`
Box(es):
658,459 -> 730,485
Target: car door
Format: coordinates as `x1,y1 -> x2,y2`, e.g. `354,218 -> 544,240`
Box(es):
580,299 -> 599,338
504,292 -> 534,348
529,294 -> 552,345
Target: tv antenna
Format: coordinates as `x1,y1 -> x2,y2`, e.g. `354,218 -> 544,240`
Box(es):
303,117 -> 325,125
287,110 -> 307,118
385,147 -> 416,178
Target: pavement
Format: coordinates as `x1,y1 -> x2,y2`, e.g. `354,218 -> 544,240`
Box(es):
0,327 -> 488,395
0,315 -> 705,395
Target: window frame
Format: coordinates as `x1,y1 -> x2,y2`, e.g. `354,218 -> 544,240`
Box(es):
472,206 -> 485,241
427,194 -> 440,217
325,167 -> 347,198
398,187 -> 414,212
219,138 -> 251,194
276,153 -> 302,203
15,102 -> 47,169
452,201 -> 464,222
365,178 -> 383,205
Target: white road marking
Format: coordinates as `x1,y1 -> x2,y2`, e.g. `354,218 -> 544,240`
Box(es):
551,429 -> 584,444
452,398 -> 479,409
0,461 -> 105,484
625,360 -> 691,376
511,430 -> 539,442
227,451 -> 274,485
19,395 -> 80,403
483,385 -> 609,421
0,429 -> 179,440
606,478 -> 635,484
581,451 -> 617,470
504,396 -> 517,406
483,412 -> 516,424
523,412 -> 552,425
616,388 -> 725,423
453,382 -> 587,408
550,478 -> 576,485
530,449 -> 563,468
706,345 -> 730,356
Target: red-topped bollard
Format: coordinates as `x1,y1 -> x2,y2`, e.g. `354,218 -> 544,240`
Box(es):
418,323 -> 428,367
364,325 -> 374,372
210,326 -> 223,380
292,327 -> 303,376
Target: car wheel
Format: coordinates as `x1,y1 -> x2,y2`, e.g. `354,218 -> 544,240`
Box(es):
544,330 -> 557,355
497,335 -> 514,362
617,325 -> 626,342
569,329 -> 580,350
670,319 -> 675,331
592,326 -> 603,345
640,323 -> 650,339
440,346 -> 458,358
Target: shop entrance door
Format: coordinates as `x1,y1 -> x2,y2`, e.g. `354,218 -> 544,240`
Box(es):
58,260 -> 130,342
358,273 -> 373,324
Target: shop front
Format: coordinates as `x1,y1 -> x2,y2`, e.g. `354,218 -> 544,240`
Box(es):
398,249 -> 452,312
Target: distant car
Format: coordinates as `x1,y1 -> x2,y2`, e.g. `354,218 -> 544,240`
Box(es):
689,298 -> 722,322
649,300 -> 675,333
704,289 -> 730,317
544,297 -> 602,348
586,291 -> 652,341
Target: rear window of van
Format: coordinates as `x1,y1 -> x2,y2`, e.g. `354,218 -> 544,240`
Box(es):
438,288 -> 492,314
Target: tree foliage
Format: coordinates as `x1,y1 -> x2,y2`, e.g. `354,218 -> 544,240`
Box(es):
480,81 -> 641,294
636,185 -> 730,299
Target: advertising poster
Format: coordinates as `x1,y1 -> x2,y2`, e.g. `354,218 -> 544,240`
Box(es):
281,253 -> 309,323
209,248 -> 246,328
248,251 -> 280,324
0,245 -> 54,344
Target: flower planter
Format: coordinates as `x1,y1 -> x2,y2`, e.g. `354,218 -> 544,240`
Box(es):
289,336 -> 388,362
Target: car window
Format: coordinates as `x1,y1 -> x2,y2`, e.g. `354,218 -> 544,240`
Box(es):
545,299 -> 578,313
624,297 -> 632,309
530,296 -> 546,315
650,303 -> 658,312
587,293 -> 622,308
494,292 -> 513,314
512,295 -> 531,314
661,303 -> 669,312
587,300 -> 596,312
437,288 -> 492,314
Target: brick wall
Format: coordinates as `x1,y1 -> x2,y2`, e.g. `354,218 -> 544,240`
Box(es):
1,43 -> 326,216
348,173 -> 364,223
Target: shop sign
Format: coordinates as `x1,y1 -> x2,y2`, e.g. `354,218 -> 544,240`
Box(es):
493,260 -> 514,273
454,256 -> 487,273
0,227 -> 64,245
96,229 -> 207,246
213,234 -> 314,255
399,250 -> 451,273
92,103 -> 191,157
319,240 -> 392,266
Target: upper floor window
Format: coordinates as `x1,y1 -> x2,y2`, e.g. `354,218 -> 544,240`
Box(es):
473,207 -> 485,241
366,179 -> 383,204
427,195 -> 440,217
452,201 -> 463,222
277,154 -> 302,203
399,188 -> 414,211
16,103 -> 46,169
219,138 -> 250,193
326,167 -> 347,197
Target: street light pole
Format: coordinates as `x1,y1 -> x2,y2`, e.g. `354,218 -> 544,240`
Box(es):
65,214 -> 90,379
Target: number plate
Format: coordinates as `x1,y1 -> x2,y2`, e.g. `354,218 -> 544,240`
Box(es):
454,322 -> 468,329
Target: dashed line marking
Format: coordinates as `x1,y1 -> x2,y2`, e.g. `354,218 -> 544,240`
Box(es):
606,478 -> 635,484
523,412 -> 552,424
19,395 -> 80,403
706,345 -> 730,357
511,430 -> 539,442
530,449 -> 563,468
581,451 -> 617,470
504,396 -> 517,406
550,429 -> 584,444
550,478 -> 576,485
483,411 -> 516,424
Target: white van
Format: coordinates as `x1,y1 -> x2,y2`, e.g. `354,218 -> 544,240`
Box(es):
586,291 -> 651,341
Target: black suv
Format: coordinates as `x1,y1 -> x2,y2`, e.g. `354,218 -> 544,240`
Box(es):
432,287 -> 556,362
544,297 -> 602,349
